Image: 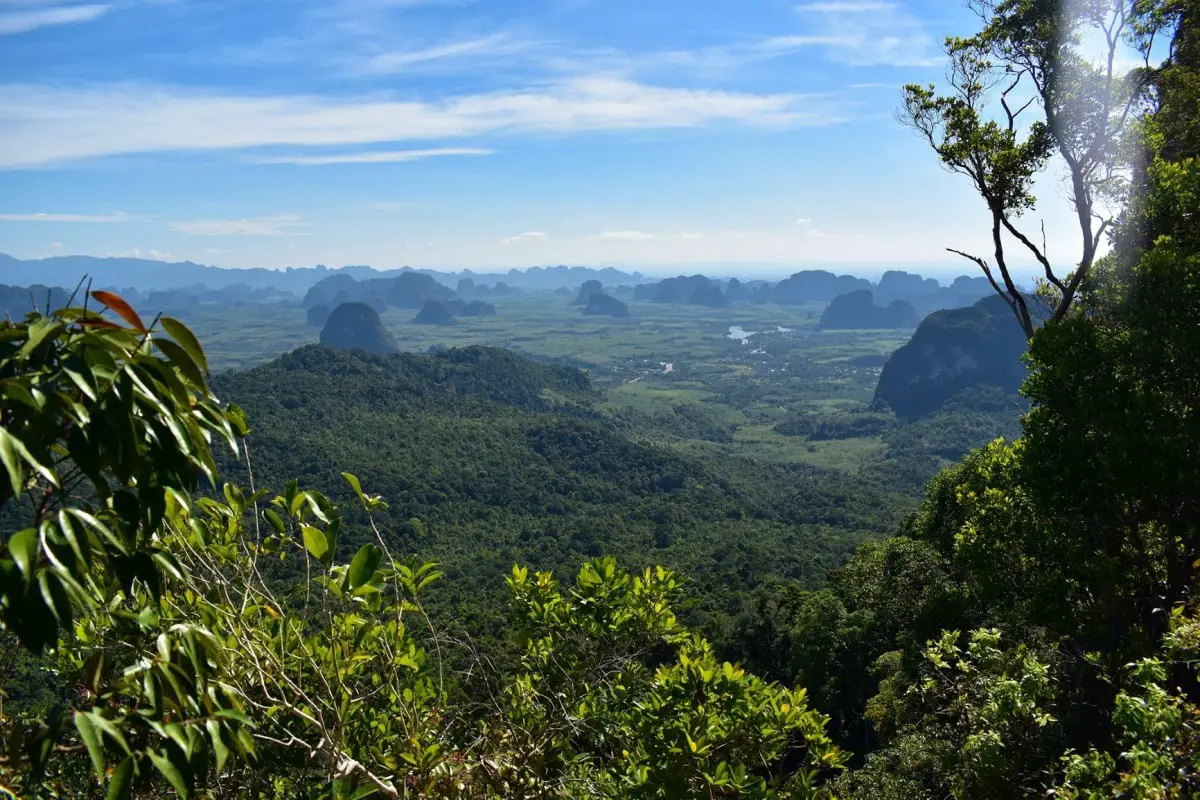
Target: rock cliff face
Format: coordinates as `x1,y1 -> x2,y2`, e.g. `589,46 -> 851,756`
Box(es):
873,294 -> 1029,419
772,271 -> 871,304
445,299 -> 496,317
305,271 -> 454,310
574,280 -> 604,306
815,290 -> 917,330
306,304 -> 330,328
413,300 -> 457,325
688,282 -> 729,308
634,275 -> 726,306
319,302 -> 399,355
0,284 -> 70,319
583,293 -> 631,318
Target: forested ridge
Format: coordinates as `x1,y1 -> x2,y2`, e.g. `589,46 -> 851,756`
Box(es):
211,344 -> 903,643
3,1 -> 1199,797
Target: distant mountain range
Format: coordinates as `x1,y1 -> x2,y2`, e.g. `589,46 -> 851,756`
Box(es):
1,253 -> 1002,307
632,270 -> 997,317
0,253 -> 643,294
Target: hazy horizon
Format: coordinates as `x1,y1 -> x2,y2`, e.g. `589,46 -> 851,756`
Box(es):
0,249 -> 1051,285
1,0 -> 1093,275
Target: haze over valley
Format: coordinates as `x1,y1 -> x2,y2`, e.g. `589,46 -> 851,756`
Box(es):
2,1 -> 1196,798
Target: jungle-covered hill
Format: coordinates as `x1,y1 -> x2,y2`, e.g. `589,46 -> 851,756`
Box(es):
214,344 -> 911,633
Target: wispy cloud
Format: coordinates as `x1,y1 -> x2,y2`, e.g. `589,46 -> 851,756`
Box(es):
0,211 -> 133,222
793,216 -> 813,225
0,78 -> 840,169
0,2 -> 110,35
598,230 -> 654,240
170,214 -> 307,237
105,247 -> 178,260
356,33 -> 537,75
250,147 -> 494,165
795,1 -> 894,11
787,0 -> 941,67
501,231 -> 548,246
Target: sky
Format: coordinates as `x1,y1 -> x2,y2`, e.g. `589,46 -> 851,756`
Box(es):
0,0 -> 1093,277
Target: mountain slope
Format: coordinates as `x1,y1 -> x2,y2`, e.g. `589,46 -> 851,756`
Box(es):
873,295 -> 1030,419
214,345 -> 906,631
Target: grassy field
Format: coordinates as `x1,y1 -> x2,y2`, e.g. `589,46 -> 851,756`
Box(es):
182,291 -> 914,475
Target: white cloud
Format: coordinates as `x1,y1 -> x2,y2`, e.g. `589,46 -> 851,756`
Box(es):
49,241 -> 62,250
0,3 -> 110,35
757,35 -> 858,52
0,211 -> 133,222
0,78 -> 842,169
356,33 -> 536,74
795,1 -> 895,11
501,231 -> 548,246
170,214 -> 307,237
787,0 -> 941,67
105,247 -> 178,260
793,217 -> 813,225
250,147 -> 494,165
599,230 -> 655,240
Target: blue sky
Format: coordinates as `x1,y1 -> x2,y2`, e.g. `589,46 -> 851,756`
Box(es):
0,0 -> 1086,277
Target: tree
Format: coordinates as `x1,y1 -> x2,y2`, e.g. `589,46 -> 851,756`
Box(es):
843,629 -> 1059,800
901,0 -> 1164,336
0,293 -> 847,797
0,292 -> 257,795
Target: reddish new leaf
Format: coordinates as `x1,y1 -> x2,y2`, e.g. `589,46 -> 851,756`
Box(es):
91,291 -> 146,333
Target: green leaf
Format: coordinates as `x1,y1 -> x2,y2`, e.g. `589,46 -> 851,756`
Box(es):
148,748 -> 189,797
302,525 -> 330,564
0,428 -> 26,495
39,571 -> 74,626
6,527 -> 39,581
212,708 -> 252,725
106,756 -> 135,800
207,719 -> 231,774
0,380 -> 41,410
225,403 -> 250,436
347,544 -> 383,591
263,508 -> 286,535
153,337 -> 206,389
342,472 -> 365,504
160,317 -> 208,374
89,712 -> 131,756
75,712 -> 106,780
18,318 -> 64,358
0,427 -> 59,489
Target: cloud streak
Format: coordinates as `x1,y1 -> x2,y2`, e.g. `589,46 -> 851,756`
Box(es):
599,230 -> 654,240
170,214 -> 307,237
0,3 -> 110,35
787,0 -> 941,67
501,231 -> 548,246
0,211 -> 133,222
250,147 -> 494,165
355,33 -> 537,75
0,78 -> 844,169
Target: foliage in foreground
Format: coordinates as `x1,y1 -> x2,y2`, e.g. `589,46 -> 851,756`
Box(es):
0,293 -> 843,798
3,3 -> 1199,797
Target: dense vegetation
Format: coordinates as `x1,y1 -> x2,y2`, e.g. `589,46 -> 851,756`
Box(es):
2,2 -> 1197,798
873,295 -> 1029,420
210,344 -> 903,644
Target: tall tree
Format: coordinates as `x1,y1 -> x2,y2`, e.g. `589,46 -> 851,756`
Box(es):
901,0 -> 1163,336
